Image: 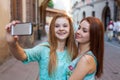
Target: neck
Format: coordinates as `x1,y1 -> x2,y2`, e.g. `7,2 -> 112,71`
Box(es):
57,40 -> 66,52
78,43 -> 90,55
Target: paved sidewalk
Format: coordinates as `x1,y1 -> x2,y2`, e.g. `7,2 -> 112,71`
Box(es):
0,57 -> 38,80
34,36 -> 48,46
0,36 -> 48,80
1,35 -> 120,80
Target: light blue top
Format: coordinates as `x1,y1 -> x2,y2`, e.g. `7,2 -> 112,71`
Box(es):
23,42 -> 71,80
66,51 -> 97,80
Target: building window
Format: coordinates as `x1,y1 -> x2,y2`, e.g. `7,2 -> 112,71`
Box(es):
33,2 -> 36,23
11,0 -> 22,21
26,0 -> 36,23
83,11 -> 86,18
92,11 -> 95,17
82,0 -> 85,2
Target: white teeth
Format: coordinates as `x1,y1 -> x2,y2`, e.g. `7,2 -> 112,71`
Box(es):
58,33 -> 66,35
58,33 -> 64,35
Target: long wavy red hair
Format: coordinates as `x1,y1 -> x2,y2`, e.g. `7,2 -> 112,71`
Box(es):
80,17 -> 104,78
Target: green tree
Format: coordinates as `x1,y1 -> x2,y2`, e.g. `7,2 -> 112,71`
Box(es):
48,0 -> 54,8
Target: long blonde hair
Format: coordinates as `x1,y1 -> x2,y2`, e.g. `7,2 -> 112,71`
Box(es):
48,13 -> 78,75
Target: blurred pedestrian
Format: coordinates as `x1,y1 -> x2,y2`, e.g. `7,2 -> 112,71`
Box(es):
45,22 -> 50,37
5,13 -> 78,80
67,17 -> 104,80
113,20 -> 117,39
107,19 -> 114,41
116,19 -> 120,43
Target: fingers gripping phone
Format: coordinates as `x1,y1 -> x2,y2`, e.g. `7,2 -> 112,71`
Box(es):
11,23 -> 33,36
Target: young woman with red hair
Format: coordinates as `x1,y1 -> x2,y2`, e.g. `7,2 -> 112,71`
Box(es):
67,17 -> 104,80
5,13 -> 78,80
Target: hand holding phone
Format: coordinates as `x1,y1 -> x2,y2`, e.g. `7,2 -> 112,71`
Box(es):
11,23 -> 32,36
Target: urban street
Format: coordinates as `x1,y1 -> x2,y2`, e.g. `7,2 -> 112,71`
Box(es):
0,35 -> 120,80
0,0 -> 120,80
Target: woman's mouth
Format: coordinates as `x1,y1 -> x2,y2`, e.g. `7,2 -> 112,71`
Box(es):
75,34 -> 81,39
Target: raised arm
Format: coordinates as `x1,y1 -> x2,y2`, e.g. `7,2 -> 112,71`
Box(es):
5,21 -> 27,61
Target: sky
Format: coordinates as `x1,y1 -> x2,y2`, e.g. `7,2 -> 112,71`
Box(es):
53,0 -> 72,14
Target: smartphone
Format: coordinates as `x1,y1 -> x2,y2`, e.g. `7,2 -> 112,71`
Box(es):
11,23 -> 33,36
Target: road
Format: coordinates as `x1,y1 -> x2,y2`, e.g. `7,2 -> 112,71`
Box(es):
98,34 -> 120,80
0,36 -> 120,80
0,36 -> 48,80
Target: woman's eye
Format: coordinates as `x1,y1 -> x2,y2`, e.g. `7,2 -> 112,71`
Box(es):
55,25 -> 59,28
83,29 -> 88,33
63,23 -> 68,27
63,25 -> 68,27
78,26 -> 81,30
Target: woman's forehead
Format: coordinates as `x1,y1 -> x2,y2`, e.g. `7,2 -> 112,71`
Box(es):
55,17 -> 69,24
80,20 -> 90,28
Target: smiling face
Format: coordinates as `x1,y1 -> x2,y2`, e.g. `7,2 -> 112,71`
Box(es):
75,20 -> 90,44
55,17 -> 70,41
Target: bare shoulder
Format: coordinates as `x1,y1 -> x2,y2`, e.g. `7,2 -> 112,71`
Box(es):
77,54 -> 96,73
78,54 -> 95,65
69,54 -> 97,80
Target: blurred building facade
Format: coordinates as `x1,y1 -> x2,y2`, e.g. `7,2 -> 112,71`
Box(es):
71,0 -> 120,31
0,0 -> 50,64
0,0 -> 67,65
0,0 -> 11,65
46,7 -> 66,24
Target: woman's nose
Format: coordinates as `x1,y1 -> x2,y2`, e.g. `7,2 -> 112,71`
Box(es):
76,29 -> 81,34
59,26 -> 64,30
